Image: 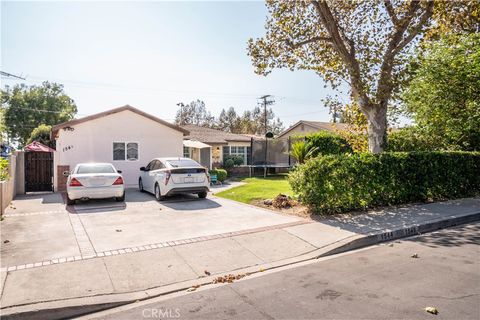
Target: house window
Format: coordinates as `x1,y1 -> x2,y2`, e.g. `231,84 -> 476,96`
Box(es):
224,146 -> 248,165
113,142 -> 125,161
183,146 -> 190,158
113,142 -> 138,161
127,143 -> 138,160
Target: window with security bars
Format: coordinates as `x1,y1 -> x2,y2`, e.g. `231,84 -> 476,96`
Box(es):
113,142 -> 138,161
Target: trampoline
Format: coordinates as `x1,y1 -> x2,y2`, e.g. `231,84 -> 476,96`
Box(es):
248,137 -> 294,177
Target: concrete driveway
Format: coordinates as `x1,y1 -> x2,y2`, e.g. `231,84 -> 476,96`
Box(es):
1,189 -> 304,268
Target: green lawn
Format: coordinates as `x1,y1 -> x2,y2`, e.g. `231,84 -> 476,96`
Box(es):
215,175 -> 293,204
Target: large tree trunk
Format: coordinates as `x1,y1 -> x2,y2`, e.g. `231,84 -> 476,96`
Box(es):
362,104 -> 388,153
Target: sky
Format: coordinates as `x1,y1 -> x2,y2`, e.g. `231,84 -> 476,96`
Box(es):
1,1 -> 348,128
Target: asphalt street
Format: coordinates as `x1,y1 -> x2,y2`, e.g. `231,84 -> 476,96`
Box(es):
83,222 -> 480,320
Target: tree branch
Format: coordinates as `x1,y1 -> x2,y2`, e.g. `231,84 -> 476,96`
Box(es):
384,0 -> 399,26
310,0 -> 370,107
376,1 -> 433,103
392,2 -> 434,56
285,36 -> 332,48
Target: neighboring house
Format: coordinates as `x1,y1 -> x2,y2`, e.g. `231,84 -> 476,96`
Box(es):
180,125 -> 253,169
51,105 -> 188,190
277,120 -> 349,140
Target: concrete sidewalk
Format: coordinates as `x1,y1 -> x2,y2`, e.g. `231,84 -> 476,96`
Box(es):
1,197 -> 479,319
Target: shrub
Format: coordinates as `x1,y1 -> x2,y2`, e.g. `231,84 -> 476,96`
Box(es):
387,127 -> 435,152
224,155 -> 245,167
224,158 -> 235,169
289,152 -> 480,214
303,131 -> 353,156
232,155 -> 244,166
290,141 -> 318,164
209,169 -> 227,182
0,158 -> 8,181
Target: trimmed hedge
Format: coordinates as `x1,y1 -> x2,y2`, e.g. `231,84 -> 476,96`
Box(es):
303,131 -> 352,156
209,169 -> 227,182
386,127 -> 434,152
289,152 -> 480,214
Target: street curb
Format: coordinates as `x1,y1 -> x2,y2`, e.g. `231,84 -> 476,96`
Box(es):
317,210 -> 480,257
1,210 -> 479,320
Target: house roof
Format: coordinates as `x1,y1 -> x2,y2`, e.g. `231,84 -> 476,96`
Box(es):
51,105 -> 189,138
277,120 -> 349,138
180,125 -> 252,144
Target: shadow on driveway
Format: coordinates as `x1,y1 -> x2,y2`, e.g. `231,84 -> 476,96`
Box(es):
14,192 -> 63,204
67,188 -> 221,213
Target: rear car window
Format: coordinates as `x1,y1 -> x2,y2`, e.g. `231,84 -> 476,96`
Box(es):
166,159 -> 201,168
77,164 -> 115,174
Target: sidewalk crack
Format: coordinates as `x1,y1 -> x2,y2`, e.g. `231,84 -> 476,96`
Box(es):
172,246 -> 200,277
230,237 -> 266,263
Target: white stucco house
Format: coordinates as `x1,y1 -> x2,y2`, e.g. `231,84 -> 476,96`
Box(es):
51,105 -> 189,190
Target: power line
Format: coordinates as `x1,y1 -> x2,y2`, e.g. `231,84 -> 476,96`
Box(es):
2,74 -> 263,99
0,71 -> 25,80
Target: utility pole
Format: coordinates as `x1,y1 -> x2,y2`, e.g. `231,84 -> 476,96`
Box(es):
258,95 -> 275,134
258,95 -> 275,177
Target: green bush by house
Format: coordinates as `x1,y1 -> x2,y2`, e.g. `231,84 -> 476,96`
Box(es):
0,158 -> 9,181
289,152 -> 480,214
209,169 -> 227,182
302,131 -> 352,156
386,127 -> 434,152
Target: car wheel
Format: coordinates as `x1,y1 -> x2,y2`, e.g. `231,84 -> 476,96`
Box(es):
66,194 -> 75,205
116,193 -> 125,202
154,183 -> 165,201
198,191 -> 207,199
139,178 -> 144,192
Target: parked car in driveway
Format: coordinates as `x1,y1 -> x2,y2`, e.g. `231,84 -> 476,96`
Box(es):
66,163 -> 125,205
138,157 -> 209,200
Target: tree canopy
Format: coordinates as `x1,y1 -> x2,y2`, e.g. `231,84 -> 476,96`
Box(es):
174,99 -> 215,127
26,124 -> 55,148
1,82 -> 77,146
247,0 -> 476,153
401,34 -> 480,151
174,100 -> 284,135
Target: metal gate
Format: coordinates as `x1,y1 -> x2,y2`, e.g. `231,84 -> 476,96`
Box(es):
25,152 -> 53,192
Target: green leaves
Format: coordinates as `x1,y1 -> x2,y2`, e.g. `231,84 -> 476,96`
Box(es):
289,151 -> 480,214
289,140 -> 318,164
2,81 -> 77,146
402,34 -> 480,151
304,131 -> 352,156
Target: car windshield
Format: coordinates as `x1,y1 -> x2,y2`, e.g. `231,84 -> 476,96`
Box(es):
77,164 -> 115,174
166,159 -> 201,168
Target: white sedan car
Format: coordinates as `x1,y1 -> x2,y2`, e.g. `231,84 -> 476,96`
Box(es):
66,163 -> 125,205
138,157 -> 209,200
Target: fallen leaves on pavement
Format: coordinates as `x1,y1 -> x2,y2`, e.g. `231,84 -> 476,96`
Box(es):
187,284 -> 201,292
213,273 -> 247,284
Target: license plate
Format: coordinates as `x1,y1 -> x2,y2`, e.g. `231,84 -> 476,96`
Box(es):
91,178 -> 106,186
184,177 -> 194,183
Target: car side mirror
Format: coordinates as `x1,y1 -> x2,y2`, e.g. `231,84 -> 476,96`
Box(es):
140,167 -> 146,171
117,170 -> 122,174
63,170 -> 70,177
